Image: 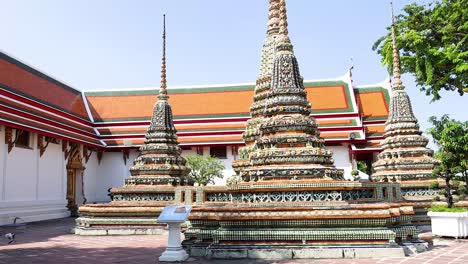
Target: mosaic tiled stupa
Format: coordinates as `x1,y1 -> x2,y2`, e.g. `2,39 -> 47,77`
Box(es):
75,16 -> 189,234
371,2 -> 441,226
372,2 -> 439,184
233,0 -> 281,174
112,14 -> 190,195
240,0 -> 343,182
182,1 -> 422,259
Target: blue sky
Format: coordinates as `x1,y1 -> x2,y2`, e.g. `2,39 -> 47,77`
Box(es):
1,0 -> 466,145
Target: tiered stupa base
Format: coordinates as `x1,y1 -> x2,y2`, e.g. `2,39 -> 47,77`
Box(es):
399,179 -> 445,227
182,180 -> 426,259
75,186 -> 182,235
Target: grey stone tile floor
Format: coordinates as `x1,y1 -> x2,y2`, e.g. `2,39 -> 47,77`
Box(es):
1,217 -> 467,264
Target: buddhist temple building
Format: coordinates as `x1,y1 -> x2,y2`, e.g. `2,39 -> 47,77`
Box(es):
1,2 -> 393,226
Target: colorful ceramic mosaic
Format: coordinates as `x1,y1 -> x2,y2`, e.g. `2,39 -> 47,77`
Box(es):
182,1 -> 421,257
232,0 -> 281,174
117,16 -> 189,188
372,3 -> 439,183
238,0 -> 343,182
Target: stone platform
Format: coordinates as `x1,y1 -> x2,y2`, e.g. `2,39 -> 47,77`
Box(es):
3,217 -> 468,264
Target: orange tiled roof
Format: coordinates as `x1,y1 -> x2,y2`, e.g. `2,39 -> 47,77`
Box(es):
0,51 -> 390,150
354,85 -> 390,122
0,52 -> 90,121
85,80 -> 358,122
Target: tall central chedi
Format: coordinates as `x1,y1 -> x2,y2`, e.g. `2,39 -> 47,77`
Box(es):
241,0 -> 343,181
233,0 -> 281,173
183,1 -> 420,259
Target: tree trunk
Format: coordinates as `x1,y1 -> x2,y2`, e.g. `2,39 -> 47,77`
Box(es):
464,171 -> 468,193
445,168 -> 453,208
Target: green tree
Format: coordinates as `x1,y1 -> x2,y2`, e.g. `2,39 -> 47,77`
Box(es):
185,155 -> 225,186
427,115 -> 468,207
357,160 -> 373,176
373,0 -> 468,101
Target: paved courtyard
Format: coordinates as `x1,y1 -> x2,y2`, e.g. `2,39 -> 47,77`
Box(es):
1,217 -> 468,264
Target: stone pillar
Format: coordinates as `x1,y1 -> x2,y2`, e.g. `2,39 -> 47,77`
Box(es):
184,188 -> 193,205
376,185 -> 384,200
159,223 -> 189,262
196,188 -> 204,205
394,184 -> 403,201
386,185 -> 394,202
174,188 -> 183,205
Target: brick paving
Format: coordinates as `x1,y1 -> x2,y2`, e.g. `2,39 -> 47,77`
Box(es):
1,217 -> 467,264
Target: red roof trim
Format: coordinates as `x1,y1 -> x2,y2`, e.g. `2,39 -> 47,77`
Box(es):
0,89 -> 93,126
93,113 -> 361,128
0,120 -> 104,149
0,104 -> 98,139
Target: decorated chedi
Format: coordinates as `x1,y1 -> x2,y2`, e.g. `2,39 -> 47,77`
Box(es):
232,0 -> 281,174
372,2 -> 439,187
241,0 -> 343,182
372,2 -> 440,225
112,14 -> 189,198
75,16 -> 189,234
183,1 -> 422,259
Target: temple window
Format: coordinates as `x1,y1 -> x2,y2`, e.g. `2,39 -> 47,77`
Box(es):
210,146 -> 227,159
46,136 -> 60,144
15,129 -> 31,148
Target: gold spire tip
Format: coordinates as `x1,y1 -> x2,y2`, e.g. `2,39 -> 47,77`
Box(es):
390,1 -> 404,90
159,14 -> 168,98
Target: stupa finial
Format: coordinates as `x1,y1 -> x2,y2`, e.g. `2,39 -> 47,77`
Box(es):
158,14 -> 168,100
278,0 -> 288,36
267,0 -> 280,34
390,1 -> 404,91
277,0 -> 293,53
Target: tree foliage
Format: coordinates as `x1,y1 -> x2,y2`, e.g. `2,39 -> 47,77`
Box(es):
427,115 -> 468,207
373,0 -> 468,101
185,155 -> 224,186
357,160 -> 373,176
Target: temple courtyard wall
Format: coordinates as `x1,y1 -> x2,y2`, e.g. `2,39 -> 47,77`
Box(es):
0,125 -> 355,225
0,125 -> 69,225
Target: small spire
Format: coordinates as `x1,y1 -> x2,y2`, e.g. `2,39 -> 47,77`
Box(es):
267,0 -> 280,34
278,0 -> 288,36
159,14 -> 168,100
277,0 -> 293,52
390,1 -> 404,90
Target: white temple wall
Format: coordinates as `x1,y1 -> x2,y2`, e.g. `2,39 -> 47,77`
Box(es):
92,149 -> 138,202
83,152 -> 99,203
181,148 -> 197,157
37,142 -> 64,201
216,146 -> 235,185
4,134 -> 37,202
328,144 -> 353,180
181,146 -> 235,186
0,127 -> 358,225
0,128 -> 69,225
